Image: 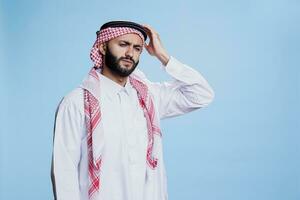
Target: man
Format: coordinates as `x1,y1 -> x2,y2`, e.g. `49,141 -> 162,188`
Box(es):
51,21 -> 214,200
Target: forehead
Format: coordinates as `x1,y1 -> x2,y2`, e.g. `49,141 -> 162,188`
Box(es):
110,33 -> 144,45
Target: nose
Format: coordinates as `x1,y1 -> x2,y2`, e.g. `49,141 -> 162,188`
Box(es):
125,46 -> 134,58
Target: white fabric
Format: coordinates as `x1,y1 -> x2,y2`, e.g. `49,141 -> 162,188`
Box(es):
52,56 -> 214,200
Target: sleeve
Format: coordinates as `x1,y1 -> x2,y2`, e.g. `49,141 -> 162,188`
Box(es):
148,56 -> 215,119
51,97 -> 84,200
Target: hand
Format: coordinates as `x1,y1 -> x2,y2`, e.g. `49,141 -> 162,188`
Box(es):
142,24 -> 170,66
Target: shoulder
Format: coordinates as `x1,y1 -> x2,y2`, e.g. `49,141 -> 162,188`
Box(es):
58,87 -> 84,115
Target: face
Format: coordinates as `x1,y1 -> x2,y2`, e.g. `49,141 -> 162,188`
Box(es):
103,33 -> 143,77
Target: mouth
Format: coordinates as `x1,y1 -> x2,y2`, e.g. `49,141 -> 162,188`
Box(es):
121,59 -> 133,65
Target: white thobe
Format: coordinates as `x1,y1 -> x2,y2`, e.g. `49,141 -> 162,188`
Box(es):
52,56 -> 214,200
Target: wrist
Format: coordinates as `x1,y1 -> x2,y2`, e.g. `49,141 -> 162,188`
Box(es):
157,51 -> 170,66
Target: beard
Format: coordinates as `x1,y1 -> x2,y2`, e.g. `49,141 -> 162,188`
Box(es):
104,46 -> 139,77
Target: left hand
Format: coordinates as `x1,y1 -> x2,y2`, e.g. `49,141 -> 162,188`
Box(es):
143,24 -> 170,66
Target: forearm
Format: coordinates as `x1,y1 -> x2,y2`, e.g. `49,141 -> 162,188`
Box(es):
149,56 -> 214,119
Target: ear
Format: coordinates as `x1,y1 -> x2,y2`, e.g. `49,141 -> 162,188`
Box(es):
98,43 -> 107,55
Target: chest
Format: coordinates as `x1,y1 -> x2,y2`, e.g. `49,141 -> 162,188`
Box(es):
100,89 -> 148,157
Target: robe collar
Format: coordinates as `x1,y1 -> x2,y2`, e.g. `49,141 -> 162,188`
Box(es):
96,69 -> 132,98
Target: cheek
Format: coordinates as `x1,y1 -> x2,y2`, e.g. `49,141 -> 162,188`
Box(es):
108,44 -> 125,58
113,49 -> 125,59
133,52 -> 141,61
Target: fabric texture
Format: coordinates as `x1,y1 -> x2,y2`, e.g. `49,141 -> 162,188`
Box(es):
52,55 -> 215,200
99,21 -> 148,40
83,26 -> 161,199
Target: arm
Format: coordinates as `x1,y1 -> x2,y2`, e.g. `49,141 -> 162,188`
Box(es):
149,56 -> 214,119
51,97 -> 83,200
142,25 -> 214,119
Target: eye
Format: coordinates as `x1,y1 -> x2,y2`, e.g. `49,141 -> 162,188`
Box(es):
134,47 -> 142,52
119,43 -> 127,47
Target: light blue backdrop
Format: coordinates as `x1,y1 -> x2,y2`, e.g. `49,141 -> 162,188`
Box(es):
1,0 -> 299,199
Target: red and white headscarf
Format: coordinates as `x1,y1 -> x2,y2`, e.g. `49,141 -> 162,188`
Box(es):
80,26 -> 162,199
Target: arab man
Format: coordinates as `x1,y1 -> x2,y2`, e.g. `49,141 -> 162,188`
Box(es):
51,20 -> 214,200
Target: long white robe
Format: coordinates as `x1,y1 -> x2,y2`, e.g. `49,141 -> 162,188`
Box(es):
52,56 -> 214,200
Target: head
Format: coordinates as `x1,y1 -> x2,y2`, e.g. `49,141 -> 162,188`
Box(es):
90,21 -> 147,78
99,33 -> 143,77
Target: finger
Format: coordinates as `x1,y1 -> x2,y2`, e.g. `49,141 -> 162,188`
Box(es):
142,24 -> 150,32
143,24 -> 152,30
144,41 -> 149,48
142,25 -> 152,38
143,24 -> 155,32
144,28 -> 160,42
143,24 -> 157,36
143,43 -> 151,53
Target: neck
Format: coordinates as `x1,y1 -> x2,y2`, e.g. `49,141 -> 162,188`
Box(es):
101,66 -> 128,87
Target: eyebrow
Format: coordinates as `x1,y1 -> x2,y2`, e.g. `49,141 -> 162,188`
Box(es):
119,40 -> 143,48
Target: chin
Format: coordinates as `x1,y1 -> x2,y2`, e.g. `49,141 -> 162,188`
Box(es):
121,65 -> 133,71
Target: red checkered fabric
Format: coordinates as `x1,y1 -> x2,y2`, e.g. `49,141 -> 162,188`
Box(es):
84,89 -> 102,198
90,27 -> 145,68
83,27 -> 161,199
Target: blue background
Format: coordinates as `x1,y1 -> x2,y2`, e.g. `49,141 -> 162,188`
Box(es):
0,0 -> 299,199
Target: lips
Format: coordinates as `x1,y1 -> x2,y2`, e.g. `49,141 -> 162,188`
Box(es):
121,59 -> 133,64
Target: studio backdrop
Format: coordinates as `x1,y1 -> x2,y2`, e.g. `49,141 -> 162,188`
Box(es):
0,0 -> 299,199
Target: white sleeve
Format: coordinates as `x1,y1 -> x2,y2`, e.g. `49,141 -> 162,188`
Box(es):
148,56 -> 215,119
51,97 -> 84,200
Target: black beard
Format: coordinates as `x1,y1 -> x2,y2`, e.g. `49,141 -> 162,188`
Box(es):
104,47 -> 139,77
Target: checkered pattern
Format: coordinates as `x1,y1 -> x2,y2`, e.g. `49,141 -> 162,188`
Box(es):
83,27 -> 161,200
90,27 -> 145,68
84,68 -> 162,199
84,90 -> 102,198
129,76 -> 162,169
